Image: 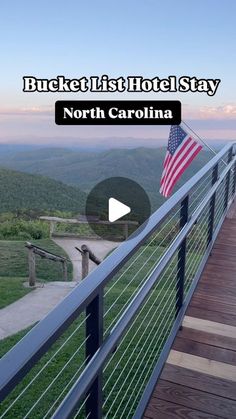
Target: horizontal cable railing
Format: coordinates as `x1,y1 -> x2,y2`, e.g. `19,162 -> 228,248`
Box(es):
0,143 -> 235,419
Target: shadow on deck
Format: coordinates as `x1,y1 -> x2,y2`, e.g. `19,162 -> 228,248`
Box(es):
144,201 -> 236,418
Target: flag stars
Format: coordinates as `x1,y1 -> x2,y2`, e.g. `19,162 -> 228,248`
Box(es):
168,125 -> 186,155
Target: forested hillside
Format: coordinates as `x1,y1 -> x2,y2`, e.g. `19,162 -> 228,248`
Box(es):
0,168 -> 86,212
0,147 -> 212,210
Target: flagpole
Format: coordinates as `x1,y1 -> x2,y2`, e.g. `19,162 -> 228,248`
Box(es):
182,120 -> 228,166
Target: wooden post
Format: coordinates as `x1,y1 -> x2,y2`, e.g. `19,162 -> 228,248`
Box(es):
28,247 -> 36,286
75,245 -> 101,281
62,261 -> 68,281
82,249 -> 89,279
26,242 -> 68,283
123,223 -> 129,240
49,221 -> 56,238
81,245 -> 101,266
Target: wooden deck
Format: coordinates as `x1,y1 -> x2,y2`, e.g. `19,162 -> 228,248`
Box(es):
144,203 -> 236,419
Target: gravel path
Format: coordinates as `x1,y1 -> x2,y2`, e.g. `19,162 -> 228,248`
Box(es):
53,238 -> 120,281
0,281 -> 77,340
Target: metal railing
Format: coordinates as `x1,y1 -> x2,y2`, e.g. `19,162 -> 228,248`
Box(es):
0,143 -> 235,419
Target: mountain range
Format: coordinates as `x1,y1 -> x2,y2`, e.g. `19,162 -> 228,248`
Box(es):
0,146 -> 212,211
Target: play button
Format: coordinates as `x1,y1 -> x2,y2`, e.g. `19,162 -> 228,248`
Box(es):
109,198 -> 131,222
85,177 -> 151,241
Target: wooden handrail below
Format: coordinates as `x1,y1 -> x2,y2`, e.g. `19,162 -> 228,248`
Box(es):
25,241 -> 68,285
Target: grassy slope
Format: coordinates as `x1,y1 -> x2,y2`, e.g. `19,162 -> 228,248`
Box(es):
0,277 -> 32,309
0,239 -> 73,308
0,326 -> 32,357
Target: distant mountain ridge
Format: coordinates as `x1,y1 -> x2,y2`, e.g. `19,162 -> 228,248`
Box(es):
0,168 -> 86,212
0,146 -> 212,210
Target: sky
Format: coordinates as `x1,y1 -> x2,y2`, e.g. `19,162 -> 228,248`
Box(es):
0,0 -> 236,146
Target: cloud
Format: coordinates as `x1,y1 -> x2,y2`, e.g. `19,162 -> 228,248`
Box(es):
184,103 -> 236,120
1,103 -> 236,120
0,103 -> 235,145
0,106 -> 53,116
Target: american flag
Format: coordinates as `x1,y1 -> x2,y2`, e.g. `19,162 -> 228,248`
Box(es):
160,125 -> 202,197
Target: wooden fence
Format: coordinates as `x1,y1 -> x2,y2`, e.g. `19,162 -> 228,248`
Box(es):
39,216 -> 138,240
25,242 -> 68,286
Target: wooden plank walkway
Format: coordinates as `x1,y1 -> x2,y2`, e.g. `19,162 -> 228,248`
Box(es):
143,203 -> 236,419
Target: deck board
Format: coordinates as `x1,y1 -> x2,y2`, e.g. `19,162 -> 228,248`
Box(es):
177,327 -> 236,351
182,316 -> 236,338
143,208 -> 236,418
173,336 -> 236,365
190,296 -> 236,315
150,380 -> 236,418
186,306 -> 236,327
144,398 -> 219,419
161,364 -> 236,400
166,350 -> 236,381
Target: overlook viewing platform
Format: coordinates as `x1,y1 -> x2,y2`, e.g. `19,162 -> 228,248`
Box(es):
0,143 -> 236,418
144,201 -> 236,418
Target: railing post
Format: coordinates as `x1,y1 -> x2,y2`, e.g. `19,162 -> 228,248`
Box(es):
85,292 -> 103,419
224,148 -> 233,210
207,164 -> 218,246
233,159 -> 236,198
176,195 -> 189,316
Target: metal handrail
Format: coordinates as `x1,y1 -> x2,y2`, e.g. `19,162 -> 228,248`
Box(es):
0,142 -> 235,418
53,150 -> 236,418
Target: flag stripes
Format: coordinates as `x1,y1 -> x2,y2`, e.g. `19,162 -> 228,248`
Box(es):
160,126 -> 202,197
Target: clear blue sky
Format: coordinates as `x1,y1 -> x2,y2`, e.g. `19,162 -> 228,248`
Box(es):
0,0 -> 236,143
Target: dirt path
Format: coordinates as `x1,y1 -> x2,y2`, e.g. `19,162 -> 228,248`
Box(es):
53,238 -> 120,281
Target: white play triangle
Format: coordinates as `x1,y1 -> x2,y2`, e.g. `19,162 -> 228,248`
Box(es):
108,197 -> 131,222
